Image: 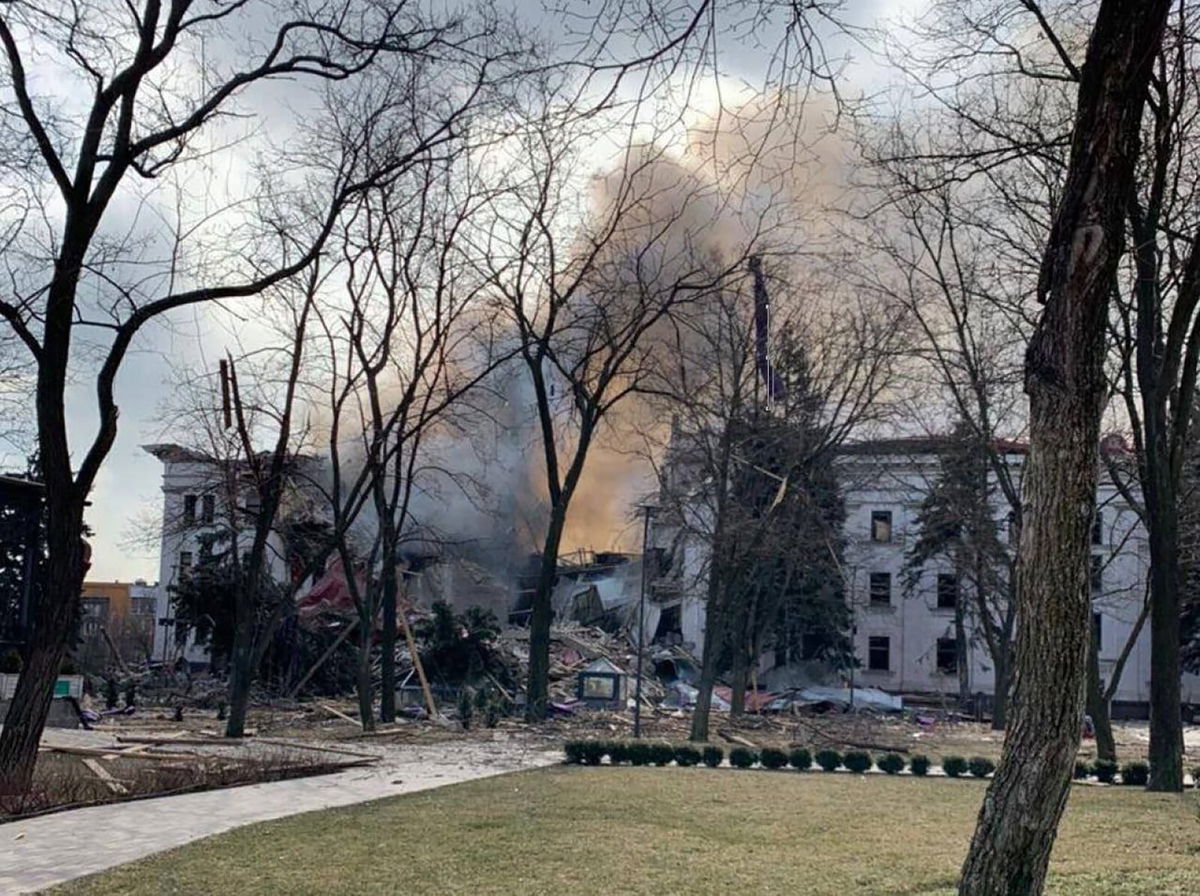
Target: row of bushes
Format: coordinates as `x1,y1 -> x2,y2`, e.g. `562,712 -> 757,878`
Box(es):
564,741 -> 991,777
1074,759 -> 1152,786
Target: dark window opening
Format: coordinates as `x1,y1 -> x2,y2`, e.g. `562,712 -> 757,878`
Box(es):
178,550 -> 193,579
1090,554 -> 1103,595
936,637 -> 958,674
201,494 -> 215,525
1092,612 -> 1103,649
936,574 -> 958,610
871,510 -> 893,543
867,636 -> 890,671
1092,511 -> 1104,546
869,572 -> 892,606
182,494 -> 197,526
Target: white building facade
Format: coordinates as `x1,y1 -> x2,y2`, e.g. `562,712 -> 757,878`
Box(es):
652,435 -> 1200,716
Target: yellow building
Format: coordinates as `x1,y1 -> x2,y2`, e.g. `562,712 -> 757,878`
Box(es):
78,580 -> 158,671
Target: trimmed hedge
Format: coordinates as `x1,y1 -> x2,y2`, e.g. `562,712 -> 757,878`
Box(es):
909,754 -> 930,777
729,747 -> 758,769
649,743 -> 675,767
1074,761 -> 1090,780
968,757 -> 995,778
628,742 -> 653,767
843,751 -> 872,774
788,747 -> 812,771
1120,761 -> 1148,786
702,746 -> 724,768
674,745 -> 702,767
564,741 -> 584,764
607,742 -> 630,765
760,747 -> 788,770
1092,759 -> 1118,784
877,753 -> 905,775
943,756 -> 968,778
815,749 -> 842,772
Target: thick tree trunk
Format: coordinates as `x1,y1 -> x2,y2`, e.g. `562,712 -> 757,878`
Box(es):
959,3 -> 1167,891
1146,515 -> 1184,789
224,580 -> 256,738
955,597 -> 970,711
525,506 -> 566,722
0,504 -> 86,793
689,583 -> 723,742
728,641 -> 748,718
1086,626 -> 1116,762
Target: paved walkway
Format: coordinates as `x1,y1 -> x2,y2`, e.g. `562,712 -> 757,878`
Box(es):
0,738 -> 558,894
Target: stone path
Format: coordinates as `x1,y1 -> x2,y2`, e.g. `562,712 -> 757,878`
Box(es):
0,738 -> 558,894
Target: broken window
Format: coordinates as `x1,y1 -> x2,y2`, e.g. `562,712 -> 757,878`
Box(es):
201,494 -> 215,525
1092,511 -> 1103,546
870,510 -> 893,543
178,550 -> 193,580
936,637 -> 958,674
869,572 -> 892,606
867,636 -> 890,671
936,574 -> 958,610
182,494 -> 197,526
1090,554 -> 1103,595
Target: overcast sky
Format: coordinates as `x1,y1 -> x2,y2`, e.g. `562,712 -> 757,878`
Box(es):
17,0 -> 924,582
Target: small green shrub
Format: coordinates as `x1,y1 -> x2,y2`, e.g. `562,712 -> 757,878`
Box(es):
1120,761 -> 1149,786
649,742 -> 675,766
1092,759 -> 1118,784
674,745 -> 701,767
943,756 -> 968,778
760,747 -> 788,770
815,749 -> 842,772
843,751 -> 872,774
729,747 -> 758,769
564,741 -> 584,764
701,746 -> 724,768
1074,761 -> 1090,780
877,753 -> 905,775
909,754 -> 930,776
607,742 -> 630,765
579,741 -> 606,765
628,742 -> 653,766
968,756 -> 995,778
788,747 -> 812,771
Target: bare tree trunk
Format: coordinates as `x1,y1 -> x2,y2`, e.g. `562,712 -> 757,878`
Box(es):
0,502 -> 85,793
991,647 -> 1009,731
955,595 -> 970,711
379,563 -> 398,724
689,576 -> 725,743
729,638 -> 749,718
224,579 -> 257,738
959,2 -> 1168,891
1146,497 -> 1184,789
525,505 -> 566,722
356,618 -> 375,733
1086,626 -> 1116,763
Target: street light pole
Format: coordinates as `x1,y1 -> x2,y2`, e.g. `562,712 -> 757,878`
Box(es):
633,503 -> 655,738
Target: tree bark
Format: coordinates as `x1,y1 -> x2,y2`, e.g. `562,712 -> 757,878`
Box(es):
689,572 -> 725,742
356,617 -> 375,733
991,647 -> 1009,731
1086,624 -> 1116,763
728,637 -> 749,718
1146,510 -> 1184,789
524,504 -> 567,722
955,593 -> 970,711
959,2 -> 1168,891
224,579 -> 256,738
0,503 -> 85,793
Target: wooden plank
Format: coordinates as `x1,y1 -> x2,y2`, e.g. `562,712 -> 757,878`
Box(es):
251,737 -> 380,761
116,735 -> 247,747
318,704 -> 360,726
81,758 -> 129,794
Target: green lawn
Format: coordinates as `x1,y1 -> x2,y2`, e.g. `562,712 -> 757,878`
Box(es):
57,768 -> 1200,896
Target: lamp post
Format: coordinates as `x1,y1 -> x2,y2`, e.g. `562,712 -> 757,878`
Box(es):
633,503 -> 656,738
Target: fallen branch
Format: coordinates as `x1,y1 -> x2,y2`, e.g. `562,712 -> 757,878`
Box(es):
81,758 -> 128,795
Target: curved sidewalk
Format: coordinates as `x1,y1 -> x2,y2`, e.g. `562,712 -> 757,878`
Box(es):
0,739 -> 558,894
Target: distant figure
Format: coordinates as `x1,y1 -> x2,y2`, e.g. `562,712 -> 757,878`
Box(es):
1082,714 -> 1095,739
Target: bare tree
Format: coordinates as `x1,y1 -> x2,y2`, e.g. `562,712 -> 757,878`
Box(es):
0,0 -> 519,793
959,1 -> 1170,891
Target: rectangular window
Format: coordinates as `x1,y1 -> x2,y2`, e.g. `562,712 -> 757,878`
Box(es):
182,494 -> 197,526
1090,554 -> 1103,595
201,494 -> 215,525
867,636 -> 890,671
178,550 -> 193,579
132,597 -> 157,616
936,574 -> 958,610
936,637 -> 958,674
871,510 -> 893,543
1092,612 -> 1103,649
1092,511 -> 1103,546
869,572 -> 892,606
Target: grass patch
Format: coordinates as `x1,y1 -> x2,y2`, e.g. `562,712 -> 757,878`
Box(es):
55,767 -> 1200,896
